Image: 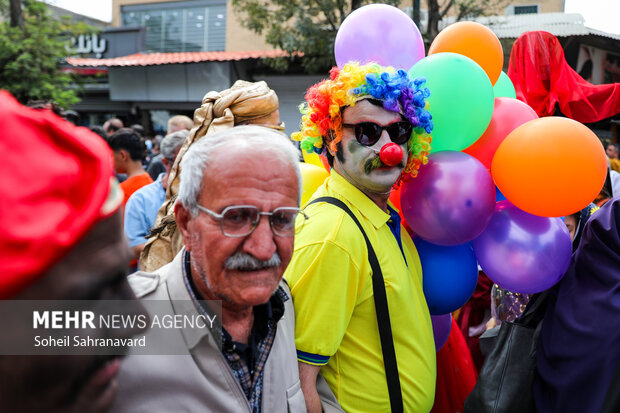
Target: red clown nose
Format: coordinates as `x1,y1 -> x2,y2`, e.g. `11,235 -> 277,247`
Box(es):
379,143 -> 403,166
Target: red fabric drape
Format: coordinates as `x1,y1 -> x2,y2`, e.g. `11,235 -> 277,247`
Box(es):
431,318 -> 478,413
508,31 -> 620,122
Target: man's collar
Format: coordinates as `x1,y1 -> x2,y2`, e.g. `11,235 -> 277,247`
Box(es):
174,250 -> 289,349
327,170 -> 394,229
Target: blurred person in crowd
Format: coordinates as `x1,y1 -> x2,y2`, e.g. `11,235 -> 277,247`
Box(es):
140,80 -> 284,272
146,116 -> 192,180
107,128 -> 153,205
285,63 -> 435,412
103,118 -> 123,135
0,91 -> 146,413
124,130 -> 187,262
167,114 -> 193,133
111,126 -> 311,412
606,142 -> 620,173
89,125 -> 108,141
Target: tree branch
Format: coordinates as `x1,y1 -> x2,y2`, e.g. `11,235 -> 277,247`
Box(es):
313,0 -> 338,32
439,0 -> 455,18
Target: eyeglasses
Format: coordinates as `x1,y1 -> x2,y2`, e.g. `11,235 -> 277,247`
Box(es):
255,122 -> 286,132
342,121 -> 413,146
196,204 -> 307,237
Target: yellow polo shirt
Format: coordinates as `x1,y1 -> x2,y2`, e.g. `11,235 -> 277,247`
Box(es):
285,171 -> 436,413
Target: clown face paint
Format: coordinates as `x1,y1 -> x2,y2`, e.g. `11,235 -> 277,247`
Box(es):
331,100 -> 409,195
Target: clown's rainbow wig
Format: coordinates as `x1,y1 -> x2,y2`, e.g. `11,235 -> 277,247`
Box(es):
291,62 -> 433,178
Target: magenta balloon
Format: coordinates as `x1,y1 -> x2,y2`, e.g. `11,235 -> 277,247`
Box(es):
335,4 -> 425,70
473,201 -> 572,295
431,314 -> 452,352
401,151 -> 495,245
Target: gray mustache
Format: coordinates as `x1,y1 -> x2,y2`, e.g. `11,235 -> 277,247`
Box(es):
224,252 -> 281,271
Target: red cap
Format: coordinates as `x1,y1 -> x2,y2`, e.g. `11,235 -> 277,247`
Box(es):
0,91 -> 122,298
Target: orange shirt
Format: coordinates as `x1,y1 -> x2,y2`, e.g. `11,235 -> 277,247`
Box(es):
120,172 -> 153,206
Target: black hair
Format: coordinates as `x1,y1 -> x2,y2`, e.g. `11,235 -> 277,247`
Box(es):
131,124 -> 145,137
107,128 -> 147,161
89,125 -> 108,140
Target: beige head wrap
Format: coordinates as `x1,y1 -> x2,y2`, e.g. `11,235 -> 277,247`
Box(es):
139,80 -> 279,272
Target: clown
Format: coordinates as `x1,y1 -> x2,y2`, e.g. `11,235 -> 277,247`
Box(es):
285,62 -> 436,413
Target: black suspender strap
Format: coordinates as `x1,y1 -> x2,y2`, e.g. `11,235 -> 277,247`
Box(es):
309,196 -> 403,413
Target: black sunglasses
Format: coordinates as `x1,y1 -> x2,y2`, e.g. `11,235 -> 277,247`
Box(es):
342,121 -> 413,146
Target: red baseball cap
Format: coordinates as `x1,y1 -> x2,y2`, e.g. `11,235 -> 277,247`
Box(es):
0,91 -> 123,298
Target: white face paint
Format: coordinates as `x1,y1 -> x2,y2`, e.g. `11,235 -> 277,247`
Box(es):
331,100 -> 409,195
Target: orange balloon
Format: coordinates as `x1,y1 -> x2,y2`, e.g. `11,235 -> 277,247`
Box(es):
429,21 -> 503,85
491,117 -> 607,217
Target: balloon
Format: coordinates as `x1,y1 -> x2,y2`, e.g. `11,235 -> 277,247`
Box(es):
429,21 -> 503,85
389,183 -> 413,235
299,162 -> 329,206
495,186 -> 506,202
431,314 -> 452,352
473,201 -> 572,294
335,4 -> 424,70
408,53 -> 494,152
463,98 -> 538,169
401,151 -> 495,245
491,117 -> 608,217
302,148 -> 324,169
414,237 -> 479,315
493,72 -> 516,98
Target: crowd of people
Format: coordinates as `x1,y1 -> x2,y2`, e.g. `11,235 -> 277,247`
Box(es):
1,58 -> 619,413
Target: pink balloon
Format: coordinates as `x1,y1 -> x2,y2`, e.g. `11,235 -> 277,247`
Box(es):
335,4 -> 425,70
401,151 -> 495,246
463,97 -> 538,169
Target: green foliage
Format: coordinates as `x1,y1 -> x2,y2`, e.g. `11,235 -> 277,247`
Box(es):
232,0 -> 400,74
454,0 -> 510,21
0,0 -> 92,108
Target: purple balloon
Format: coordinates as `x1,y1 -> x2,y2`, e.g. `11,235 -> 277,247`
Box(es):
473,201 -> 572,294
431,314 -> 452,352
401,151 -> 495,246
335,4 -> 425,70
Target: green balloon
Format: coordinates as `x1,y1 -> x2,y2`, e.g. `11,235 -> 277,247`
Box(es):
493,71 -> 517,99
408,52 -> 494,153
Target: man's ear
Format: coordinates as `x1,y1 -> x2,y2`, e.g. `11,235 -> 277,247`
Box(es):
174,201 -> 193,252
118,149 -> 130,162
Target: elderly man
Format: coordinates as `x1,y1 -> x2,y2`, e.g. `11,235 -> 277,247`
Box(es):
285,63 -> 437,412
125,130 -> 187,260
0,91 -> 146,412
140,80 -> 283,272
103,117 -> 123,135
111,126 -> 308,412
167,114 -> 193,133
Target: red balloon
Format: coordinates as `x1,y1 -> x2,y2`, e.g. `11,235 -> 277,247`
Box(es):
389,183 -> 413,235
463,97 -> 538,169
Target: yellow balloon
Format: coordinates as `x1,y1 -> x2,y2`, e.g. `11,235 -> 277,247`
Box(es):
302,149 -> 324,168
300,162 -> 329,206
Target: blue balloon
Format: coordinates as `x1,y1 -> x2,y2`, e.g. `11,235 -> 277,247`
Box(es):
414,237 -> 479,315
495,186 -> 506,202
